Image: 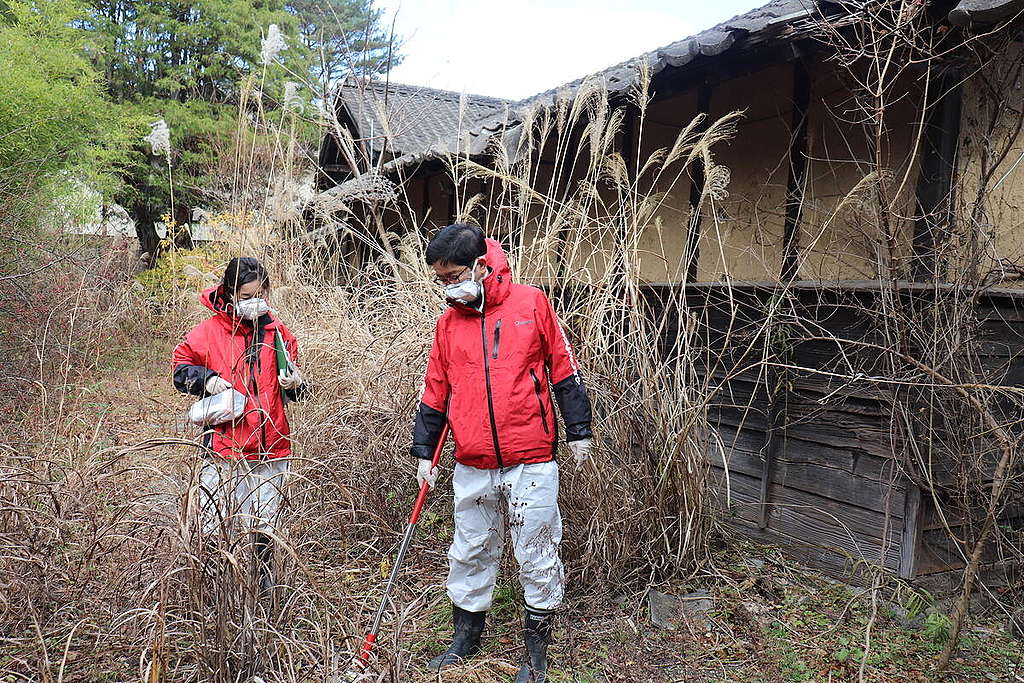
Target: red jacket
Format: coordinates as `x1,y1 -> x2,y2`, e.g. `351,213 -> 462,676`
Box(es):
171,286 -> 300,460
412,239 -> 592,469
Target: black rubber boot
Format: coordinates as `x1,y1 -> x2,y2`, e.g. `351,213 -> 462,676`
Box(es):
513,608 -> 553,682
253,532 -> 274,604
428,605 -> 486,670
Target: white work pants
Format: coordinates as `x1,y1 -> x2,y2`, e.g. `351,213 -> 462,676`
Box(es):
447,461 -> 564,612
197,457 -> 289,536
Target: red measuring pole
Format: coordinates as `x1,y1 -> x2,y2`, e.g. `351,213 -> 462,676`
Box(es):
348,424 -> 450,676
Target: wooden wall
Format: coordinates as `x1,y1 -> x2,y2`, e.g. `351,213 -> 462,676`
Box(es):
643,282 -> 1024,582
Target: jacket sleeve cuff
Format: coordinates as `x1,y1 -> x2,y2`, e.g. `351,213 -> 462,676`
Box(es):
284,382 -> 308,402
565,422 -> 593,442
174,364 -> 218,397
410,444 -> 435,460
411,401 -> 447,461
552,374 -> 592,440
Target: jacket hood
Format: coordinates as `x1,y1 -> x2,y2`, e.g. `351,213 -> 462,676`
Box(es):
201,285 -> 232,317
449,238 -> 513,314
200,285 -> 280,328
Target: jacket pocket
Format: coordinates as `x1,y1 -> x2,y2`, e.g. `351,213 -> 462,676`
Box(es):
491,319 -> 502,359
529,368 -> 550,434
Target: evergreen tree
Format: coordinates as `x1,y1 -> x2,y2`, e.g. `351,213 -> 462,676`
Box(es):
79,0 -> 395,258
286,0 -> 397,85
0,0 -> 132,232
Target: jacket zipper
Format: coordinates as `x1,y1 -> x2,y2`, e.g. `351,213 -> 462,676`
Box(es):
480,313 -> 504,467
530,368 -> 550,434
491,319 -> 502,359
245,329 -> 268,455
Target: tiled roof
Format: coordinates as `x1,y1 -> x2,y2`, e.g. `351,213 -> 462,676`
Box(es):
381,0 -> 829,169
329,0 -> 1024,172
335,79 -> 510,159
949,0 -> 1024,25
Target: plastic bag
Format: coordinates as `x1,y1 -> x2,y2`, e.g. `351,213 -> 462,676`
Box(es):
189,389 -> 246,426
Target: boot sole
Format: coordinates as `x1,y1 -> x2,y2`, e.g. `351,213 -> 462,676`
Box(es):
428,647 -> 482,671
428,653 -> 465,671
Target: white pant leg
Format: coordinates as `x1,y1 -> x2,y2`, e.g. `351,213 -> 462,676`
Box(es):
502,461 -> 564,611
241,458 -> 290,534
198,458 -> 234,537
447,463 -> 505,612
198,458 -> 289,536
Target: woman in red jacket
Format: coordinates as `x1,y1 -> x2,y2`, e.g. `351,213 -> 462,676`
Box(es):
172,257 -> 305,595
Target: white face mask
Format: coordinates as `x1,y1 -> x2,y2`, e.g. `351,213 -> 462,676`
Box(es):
444,259 -> 482,303
234,297 -> 270,320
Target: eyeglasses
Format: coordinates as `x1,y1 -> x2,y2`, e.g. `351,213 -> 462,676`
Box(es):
433,265 -> 471,285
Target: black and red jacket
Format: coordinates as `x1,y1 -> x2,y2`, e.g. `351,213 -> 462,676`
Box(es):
412,239 -> 592,469
171,286 -> 302,460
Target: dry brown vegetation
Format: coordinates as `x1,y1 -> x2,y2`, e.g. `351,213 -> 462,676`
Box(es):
3,3 -> 1024,681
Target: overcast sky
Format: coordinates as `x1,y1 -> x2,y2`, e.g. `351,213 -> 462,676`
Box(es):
375,0 -> 764,100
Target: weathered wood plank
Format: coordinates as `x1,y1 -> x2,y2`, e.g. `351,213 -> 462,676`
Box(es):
717,520 -> 872,580
713,422 -> 901,482
712,468 -> 903,570
914,526 -> 1008,575
919,495 -> 1024,531
713,468 -> 904,544
647,283 -> 1024,579
899,482 -> 923,578
791,387 -> 890,416
710,427 -> 907,515
783,409 -> 895,460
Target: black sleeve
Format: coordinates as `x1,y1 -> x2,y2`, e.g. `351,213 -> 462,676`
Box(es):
411,401 -> 447,460
284,382 -> 309,403
552,373 -> 593,442
173,364 -> 218,397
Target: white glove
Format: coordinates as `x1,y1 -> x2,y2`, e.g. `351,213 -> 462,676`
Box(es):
416,459 -> 438,488
205,375 -> 232,394
278,364 -> 304,390
568,438 -> 592,470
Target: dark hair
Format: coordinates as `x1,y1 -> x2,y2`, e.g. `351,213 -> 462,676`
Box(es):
222,257 -> 270,295
425,223 -> 487,266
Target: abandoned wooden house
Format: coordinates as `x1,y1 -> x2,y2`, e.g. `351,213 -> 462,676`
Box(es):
317,0 -> 1024,589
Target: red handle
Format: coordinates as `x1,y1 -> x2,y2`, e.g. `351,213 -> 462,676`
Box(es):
409,424 -> 450,524
354,632 -> 377,666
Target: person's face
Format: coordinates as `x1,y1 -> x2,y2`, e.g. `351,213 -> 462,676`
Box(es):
431,259 -> 487,286
235,279 -> 265,301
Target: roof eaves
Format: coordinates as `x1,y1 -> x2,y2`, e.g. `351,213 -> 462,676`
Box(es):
331,77 -> 514,157
948,0 -> 1024,26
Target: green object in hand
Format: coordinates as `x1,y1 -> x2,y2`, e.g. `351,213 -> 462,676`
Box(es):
274,330 -> 292,405
274,330 -> 290,372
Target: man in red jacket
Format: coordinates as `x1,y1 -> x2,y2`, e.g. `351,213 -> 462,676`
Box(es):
412,224 -> 593,682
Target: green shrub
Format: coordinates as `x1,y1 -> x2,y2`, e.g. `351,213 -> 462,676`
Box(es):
134,245 -> 221,302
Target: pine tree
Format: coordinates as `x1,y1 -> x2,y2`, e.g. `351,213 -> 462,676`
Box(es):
80,0 -> 395,257
286,0 -> 397,85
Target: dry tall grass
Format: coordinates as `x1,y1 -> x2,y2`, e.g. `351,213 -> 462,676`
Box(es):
6,8 -> 1024,680
0,59 -> 736,681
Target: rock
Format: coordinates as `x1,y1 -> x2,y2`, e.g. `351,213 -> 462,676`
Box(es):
933,593 -> 991,616
1009,607 -> 1024,640
647,589 -> 682,630
889,605 -> 926,631
183,264 -> 205,280
680,589 -> 715,617
648,588 -> 716,629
